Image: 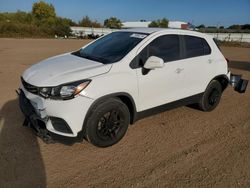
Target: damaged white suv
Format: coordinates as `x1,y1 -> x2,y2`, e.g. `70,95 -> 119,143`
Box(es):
18,28 -> 248,147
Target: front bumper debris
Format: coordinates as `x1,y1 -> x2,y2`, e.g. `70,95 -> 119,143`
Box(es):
230,73 -> 248,93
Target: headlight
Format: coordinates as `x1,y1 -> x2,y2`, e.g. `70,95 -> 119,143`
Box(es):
39,80 -> 91,100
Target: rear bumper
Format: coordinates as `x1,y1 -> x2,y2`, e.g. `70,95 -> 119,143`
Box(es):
18,89 -> 84,144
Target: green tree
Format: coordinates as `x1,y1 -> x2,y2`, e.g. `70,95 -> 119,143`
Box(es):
0,1 -> 74,37
159,18 -> 168,28
14,11 -> 33,23
148,20 -> 158,27
241,24 -> 250,30
148,18 -> 169,28
228,25 -> 241,30
79,16 -> 92,27
79,16 -> 101,28
104,17 -> 122,29
32,1 -> 56,22
52,17 -> 72,36
91,20 -> 102,28
66,18 -> 77,26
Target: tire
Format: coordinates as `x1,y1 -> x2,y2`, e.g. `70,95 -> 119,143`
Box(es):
199,80 -> 222,112
84,98 -> 130,147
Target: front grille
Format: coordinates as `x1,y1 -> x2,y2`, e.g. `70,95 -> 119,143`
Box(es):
21,77 -> 39,95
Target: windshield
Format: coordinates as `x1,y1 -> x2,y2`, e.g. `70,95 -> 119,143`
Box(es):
72,32 -> 148,64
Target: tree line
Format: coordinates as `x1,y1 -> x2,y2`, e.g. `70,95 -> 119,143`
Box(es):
197,24 -> 250,33
0,1 -> 170,38
2,1 -> 248,38
0,1 -> 124,37
0,1 -> 75,37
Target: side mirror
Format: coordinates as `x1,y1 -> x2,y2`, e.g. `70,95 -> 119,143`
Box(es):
143,56 -> 164,70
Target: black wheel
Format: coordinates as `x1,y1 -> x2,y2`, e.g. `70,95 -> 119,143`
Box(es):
84,98 -> 130,147
199,80 -> 222,112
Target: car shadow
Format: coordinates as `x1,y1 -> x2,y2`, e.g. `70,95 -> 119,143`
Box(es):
0,99 -> 46,187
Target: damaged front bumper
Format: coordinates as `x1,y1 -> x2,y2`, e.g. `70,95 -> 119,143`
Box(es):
17,89 -> 54,143
17,89 -> 83,144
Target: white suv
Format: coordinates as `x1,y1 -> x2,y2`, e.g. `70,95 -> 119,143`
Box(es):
18,28 -> 248,147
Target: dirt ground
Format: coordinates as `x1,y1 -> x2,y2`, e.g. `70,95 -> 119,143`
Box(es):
0,38 -> 250,188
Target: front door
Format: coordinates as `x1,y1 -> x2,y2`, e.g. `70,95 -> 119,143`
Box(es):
135,34 -> 186,111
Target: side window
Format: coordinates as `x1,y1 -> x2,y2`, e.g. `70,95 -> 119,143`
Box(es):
137,35 -> 180,66
184,35 -> 211,58
148,35 -> 180,62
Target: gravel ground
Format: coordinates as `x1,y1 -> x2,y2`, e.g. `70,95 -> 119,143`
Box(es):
0,38 -> 250,188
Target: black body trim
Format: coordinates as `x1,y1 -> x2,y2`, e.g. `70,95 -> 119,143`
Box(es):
83,92 -> 203,128
135,93 -> 203,121
211,74 -> 229,91
50,117 -> 73,134
48,130 -> 83,145
212,74 -> 229,82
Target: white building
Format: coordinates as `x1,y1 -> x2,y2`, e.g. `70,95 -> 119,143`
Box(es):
70,27 -> 118,37
122,21 -> 152,28
121,21 -> 188,29
168,21 -> 188,29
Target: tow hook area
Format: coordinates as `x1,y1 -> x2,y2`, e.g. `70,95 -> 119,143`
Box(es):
230,74 -> 248,93
17,88 -> 55,144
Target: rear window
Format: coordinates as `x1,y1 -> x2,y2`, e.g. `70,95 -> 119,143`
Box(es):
184,35 -> 211,58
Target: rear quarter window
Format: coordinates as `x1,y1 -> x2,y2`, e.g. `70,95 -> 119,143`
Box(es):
213,38 -> 222,51
184,35 -> 211,58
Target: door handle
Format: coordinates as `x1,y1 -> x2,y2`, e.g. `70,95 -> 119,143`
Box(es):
175,68 -> 184,74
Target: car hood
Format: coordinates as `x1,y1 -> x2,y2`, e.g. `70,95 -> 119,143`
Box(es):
22,53 -> 112,87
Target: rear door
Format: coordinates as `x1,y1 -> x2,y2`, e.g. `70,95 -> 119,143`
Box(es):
179,35 -> 213,95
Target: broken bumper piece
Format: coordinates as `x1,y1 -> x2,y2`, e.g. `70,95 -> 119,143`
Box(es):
230,73 -> 248,93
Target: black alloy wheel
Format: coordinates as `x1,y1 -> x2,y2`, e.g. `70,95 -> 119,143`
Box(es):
84,98 -> 130,147
199,80 -> 222,112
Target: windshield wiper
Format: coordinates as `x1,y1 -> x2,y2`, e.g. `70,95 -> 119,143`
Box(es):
71,51 -> 104,63
72,50 -> 112,64
81,54 -> 103,63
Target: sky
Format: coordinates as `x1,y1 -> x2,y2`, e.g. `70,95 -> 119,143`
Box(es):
0,0 -> 249,27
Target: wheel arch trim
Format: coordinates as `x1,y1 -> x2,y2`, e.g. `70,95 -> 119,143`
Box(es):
209,74 -> 229,91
